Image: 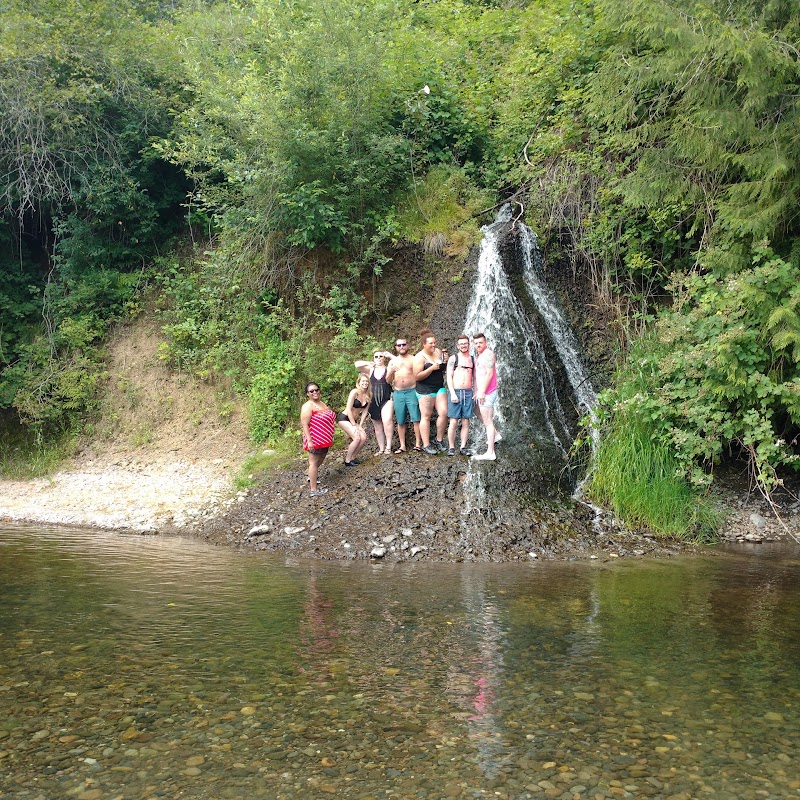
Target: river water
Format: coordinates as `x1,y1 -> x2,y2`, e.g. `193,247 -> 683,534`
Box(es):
2,525 -> 799,800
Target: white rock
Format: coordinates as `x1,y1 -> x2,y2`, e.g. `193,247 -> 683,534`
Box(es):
284,526 -> 306,535
749,513 -> 767,530
247,525 -> 271,537
370,546 -> 387,558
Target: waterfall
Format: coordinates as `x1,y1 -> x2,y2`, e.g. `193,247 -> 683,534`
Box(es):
462,207 -> 598,515
463,208 -> 574,456
518,223 -> 599,450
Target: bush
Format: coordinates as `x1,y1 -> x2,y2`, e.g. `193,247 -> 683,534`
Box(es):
589,404 -> 719,541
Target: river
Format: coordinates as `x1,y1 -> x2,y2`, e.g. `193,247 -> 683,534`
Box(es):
1,524 -> 799,799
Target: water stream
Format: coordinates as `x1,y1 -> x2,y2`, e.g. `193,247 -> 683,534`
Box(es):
461,209 -> 598,518
2,525 -> 800,800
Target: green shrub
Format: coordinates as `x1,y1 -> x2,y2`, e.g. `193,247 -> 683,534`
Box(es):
589,406 -> 719,542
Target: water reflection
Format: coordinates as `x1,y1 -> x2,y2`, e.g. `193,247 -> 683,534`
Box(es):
1,525 -> 800,799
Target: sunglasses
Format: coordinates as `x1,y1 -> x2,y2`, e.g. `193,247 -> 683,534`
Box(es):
395,342 -> 407,347
307,388 -> 320,393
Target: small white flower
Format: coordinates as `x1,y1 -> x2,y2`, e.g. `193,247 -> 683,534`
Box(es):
422,84 -> 430,94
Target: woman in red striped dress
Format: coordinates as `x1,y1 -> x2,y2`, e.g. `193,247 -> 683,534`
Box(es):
300,382 -> 336,496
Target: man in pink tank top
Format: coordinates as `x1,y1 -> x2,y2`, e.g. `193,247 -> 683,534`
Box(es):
472,332 -> 499,461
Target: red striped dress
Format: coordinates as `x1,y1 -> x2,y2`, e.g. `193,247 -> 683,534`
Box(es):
304,408 -> 336,451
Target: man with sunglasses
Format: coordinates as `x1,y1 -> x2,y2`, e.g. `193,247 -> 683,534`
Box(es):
386,337 -> 422,453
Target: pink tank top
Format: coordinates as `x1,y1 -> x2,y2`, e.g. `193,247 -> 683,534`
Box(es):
486,368 -> 498,394
478,352 -> 498,394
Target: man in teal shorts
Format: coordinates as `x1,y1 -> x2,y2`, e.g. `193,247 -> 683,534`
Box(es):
387,337 -> 422,453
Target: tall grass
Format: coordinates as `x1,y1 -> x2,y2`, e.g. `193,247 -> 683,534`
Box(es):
0,422 -> 77,479
588,411 -> 719,542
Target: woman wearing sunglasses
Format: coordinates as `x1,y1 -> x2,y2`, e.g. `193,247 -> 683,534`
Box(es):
300,382 -> 336,496
355,348 -> 395,455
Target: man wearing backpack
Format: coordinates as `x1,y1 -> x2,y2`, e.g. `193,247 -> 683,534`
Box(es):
445,334 -> 475,456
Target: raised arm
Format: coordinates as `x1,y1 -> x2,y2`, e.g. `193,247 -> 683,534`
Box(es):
386,357 -> 401,385
413,350 -> 442,381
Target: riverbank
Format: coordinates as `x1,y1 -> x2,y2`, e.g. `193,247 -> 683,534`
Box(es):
3,448 -> 798,561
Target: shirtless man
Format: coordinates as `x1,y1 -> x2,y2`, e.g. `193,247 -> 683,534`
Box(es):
446,334 -> 474,456
473,332 -> 499,461
386,336 -> 421,453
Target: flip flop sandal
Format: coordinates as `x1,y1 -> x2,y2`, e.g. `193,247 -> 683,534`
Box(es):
393,448 -> 406,454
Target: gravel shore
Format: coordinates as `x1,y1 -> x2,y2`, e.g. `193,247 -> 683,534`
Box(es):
5,450 -> 797,561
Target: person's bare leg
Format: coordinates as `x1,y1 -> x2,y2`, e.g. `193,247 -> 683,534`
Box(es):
435,392 -> 448,445
308,451 -> 326,490
354,428 -> 367,457
473,405 -> 496,460
372,419 -> 386,454
460,418 -> 470,449
381,401 -> 394,454
448,418 -> 458,449
397,423 -> 408,451
413,420 -> 421,449
483,409 -> 496,456
418,397 -> 433,447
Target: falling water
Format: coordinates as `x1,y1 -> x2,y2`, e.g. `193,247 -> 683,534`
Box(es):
516,223 -> 605,525
519,224 -> 599,447
462,207 -> 598,516
463,208 -> 574,456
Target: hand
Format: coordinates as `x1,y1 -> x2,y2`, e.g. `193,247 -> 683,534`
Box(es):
451,392 -> 458,402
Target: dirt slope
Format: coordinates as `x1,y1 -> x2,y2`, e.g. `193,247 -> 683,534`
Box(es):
0,314 -> 253,531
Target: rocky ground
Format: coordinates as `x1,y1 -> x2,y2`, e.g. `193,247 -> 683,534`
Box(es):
3,441 -> 798,562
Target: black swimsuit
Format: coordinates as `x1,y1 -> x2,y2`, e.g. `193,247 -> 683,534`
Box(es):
337,396 -> 367,423
416,360 -> 445,395
368,369 -> 392,420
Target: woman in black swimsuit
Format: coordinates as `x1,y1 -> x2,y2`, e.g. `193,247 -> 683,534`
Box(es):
355,349 -> 395,454
337,374 -> 370,466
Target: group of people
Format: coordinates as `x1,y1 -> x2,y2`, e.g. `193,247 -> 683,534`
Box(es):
300,330 -> 500,495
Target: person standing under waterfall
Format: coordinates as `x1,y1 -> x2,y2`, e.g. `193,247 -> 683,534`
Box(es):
446,334 -> 474,456
413,330 -> 448,455
472,332 -> 499,461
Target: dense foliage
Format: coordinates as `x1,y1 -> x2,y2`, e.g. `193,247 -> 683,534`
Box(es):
1,0 -> 798,535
